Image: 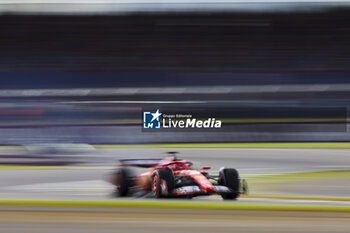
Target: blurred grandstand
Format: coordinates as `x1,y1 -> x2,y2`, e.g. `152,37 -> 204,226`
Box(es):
0,1 -> 349,145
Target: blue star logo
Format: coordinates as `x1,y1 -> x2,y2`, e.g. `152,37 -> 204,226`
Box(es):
143,109 -> 162,129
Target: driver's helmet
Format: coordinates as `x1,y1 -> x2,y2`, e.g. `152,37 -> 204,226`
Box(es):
169,163 -> 184,170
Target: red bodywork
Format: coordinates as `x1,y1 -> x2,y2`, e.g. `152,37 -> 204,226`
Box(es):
119,156 -> 230,196
108,154 -> 245,199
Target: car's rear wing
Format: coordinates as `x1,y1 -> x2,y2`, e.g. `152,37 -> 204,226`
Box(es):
119,159 -> 162,168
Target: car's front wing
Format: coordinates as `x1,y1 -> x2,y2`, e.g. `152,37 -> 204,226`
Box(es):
173,185 -> 233,196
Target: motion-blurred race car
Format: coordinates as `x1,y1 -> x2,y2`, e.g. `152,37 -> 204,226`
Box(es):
108,152 -> 247,200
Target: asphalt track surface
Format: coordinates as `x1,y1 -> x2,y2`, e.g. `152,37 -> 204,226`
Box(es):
1,148 -> 350,204
1,148 -> 350,233
3,147 -> 350,173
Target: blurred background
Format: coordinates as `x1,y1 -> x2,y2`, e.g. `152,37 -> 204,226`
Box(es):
1,1 -> 350,147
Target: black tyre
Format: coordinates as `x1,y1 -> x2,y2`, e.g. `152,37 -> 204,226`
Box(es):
219,168 -> 240,200
152,168 -> 175,198
115,168 -> 133,197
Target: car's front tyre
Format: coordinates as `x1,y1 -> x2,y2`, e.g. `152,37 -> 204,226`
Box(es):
152,168 -> 175,198
219,168 -> 240,200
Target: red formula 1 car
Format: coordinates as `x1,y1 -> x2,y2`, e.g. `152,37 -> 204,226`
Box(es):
108,152 -> 247,200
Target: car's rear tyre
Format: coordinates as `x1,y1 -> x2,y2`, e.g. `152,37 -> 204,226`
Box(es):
219,168 -> 240,200
152,168 -> 175,198
115,168 -> 133,197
